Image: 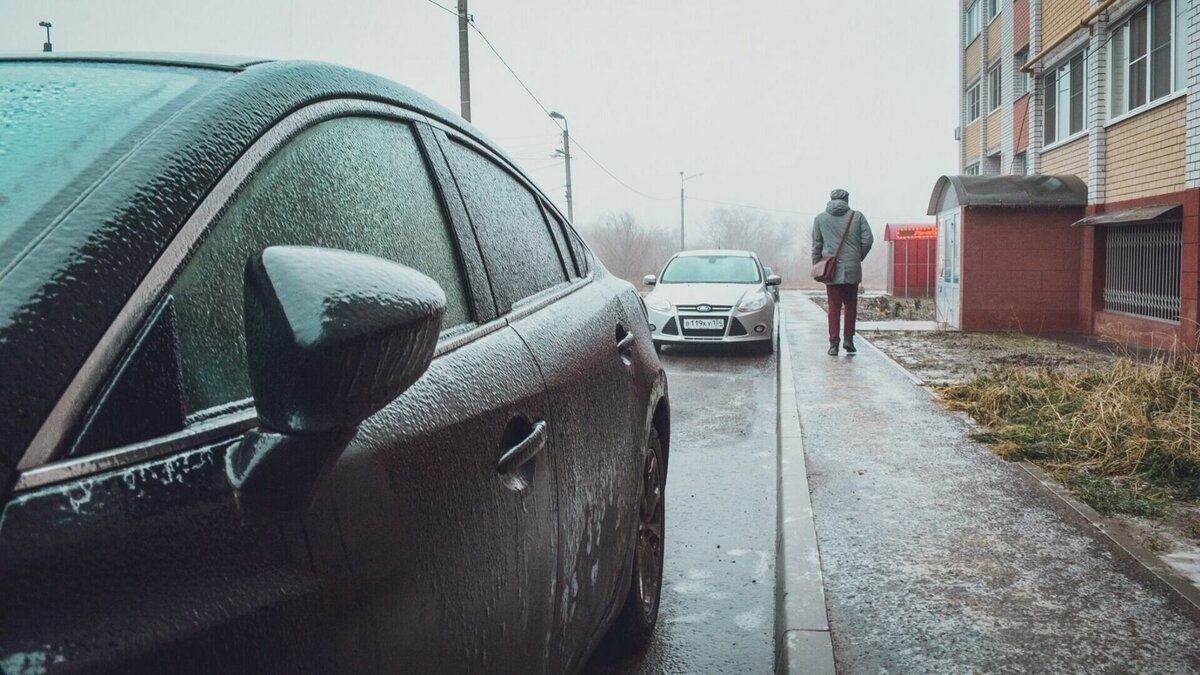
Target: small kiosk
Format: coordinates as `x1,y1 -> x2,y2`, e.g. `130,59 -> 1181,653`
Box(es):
926,174 -> 1088,330
883,223 -> 937,298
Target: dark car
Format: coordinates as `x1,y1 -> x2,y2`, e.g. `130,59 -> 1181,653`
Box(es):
0,54 -> 669,673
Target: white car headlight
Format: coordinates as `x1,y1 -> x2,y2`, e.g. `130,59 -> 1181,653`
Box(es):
738,293 -> 768,313
645,296 -> 672,313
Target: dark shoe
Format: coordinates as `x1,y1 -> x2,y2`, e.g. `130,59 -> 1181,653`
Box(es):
844,337 -> 857,354
827,339 -> 839,356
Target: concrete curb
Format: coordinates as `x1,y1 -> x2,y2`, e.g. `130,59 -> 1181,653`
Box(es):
774,309 -> 836,675
1016,461 -> 1200,613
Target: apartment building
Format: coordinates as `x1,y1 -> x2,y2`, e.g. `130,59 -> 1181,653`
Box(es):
933,0 -> 1200,347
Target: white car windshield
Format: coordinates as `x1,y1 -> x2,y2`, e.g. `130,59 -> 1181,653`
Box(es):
660,255 -> 760,284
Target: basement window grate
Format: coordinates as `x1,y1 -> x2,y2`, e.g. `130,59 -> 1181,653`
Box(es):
1103,220 -> 1182,323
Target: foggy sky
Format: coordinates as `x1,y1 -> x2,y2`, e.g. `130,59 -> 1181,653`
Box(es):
1,1 -> 958,237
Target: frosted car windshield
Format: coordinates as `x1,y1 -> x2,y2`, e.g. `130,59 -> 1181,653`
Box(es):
0,63 -> 202,258
660,255 -> 761,284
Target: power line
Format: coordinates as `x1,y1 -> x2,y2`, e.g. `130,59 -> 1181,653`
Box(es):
423,0 -> 457,18
465,18 -> 672,202
433,8 -> 812,213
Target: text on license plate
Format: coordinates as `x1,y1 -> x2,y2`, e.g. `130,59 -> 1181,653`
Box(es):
683,318 -> 725,330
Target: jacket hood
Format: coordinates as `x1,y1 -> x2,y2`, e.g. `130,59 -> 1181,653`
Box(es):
826,200 -> 851,216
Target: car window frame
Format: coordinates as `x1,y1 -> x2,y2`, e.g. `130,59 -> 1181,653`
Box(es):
14,98 -> 506,490
429,128 -> 582,314
537,199 -> 593,280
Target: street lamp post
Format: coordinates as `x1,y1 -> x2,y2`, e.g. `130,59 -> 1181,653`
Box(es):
679,171 -> 703,250
38,21 -> 52,52
549,111 -> 573,223
457,1 -> 471,121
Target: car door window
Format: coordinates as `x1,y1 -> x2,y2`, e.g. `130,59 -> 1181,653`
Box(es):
166,116 -> 470,416
442,139 -> 567,310
543,204 -> 590,278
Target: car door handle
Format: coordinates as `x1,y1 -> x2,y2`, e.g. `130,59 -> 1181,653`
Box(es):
497,420 -> 549,474
616,333 -> 635,352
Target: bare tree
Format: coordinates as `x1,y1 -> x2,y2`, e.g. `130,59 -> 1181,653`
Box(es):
579,212 -> 675,284
700,207 -> 814,287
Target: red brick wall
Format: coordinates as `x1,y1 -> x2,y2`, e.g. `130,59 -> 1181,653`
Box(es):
959,207 -> 1084,332
1082,188 -> 1200,348
1013,0 -> 1030,52
1013,94 -> 1030,155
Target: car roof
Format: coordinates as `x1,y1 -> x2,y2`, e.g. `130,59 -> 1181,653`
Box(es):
0,52 -> 272,71
675,249 -> 756,258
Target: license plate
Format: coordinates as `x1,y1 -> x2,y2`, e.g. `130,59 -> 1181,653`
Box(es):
683,318 -> 725,330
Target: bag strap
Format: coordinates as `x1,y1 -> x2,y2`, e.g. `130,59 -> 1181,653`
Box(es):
831,211 -> 856,260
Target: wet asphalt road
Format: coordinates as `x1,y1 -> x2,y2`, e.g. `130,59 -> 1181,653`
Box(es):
586,341 -> 778,674
783,291 -> 1200,672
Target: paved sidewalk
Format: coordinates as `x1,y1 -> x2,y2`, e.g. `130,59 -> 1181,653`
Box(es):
782,291 -> 1200,672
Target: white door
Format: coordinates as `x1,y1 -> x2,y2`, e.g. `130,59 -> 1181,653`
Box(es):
936,209 -> 962,328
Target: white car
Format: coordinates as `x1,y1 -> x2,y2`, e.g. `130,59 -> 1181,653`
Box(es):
643,250 -> 779,355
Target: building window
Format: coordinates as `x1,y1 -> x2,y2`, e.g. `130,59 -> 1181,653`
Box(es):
966,82 -> 981,122
1043,50 -> 1087,145
988,64 -> 1003,112
964,163 -> 981,175
965,1 -> 982,44
1014,48 -> 1031,96
1109,0 -> 1185,118
1011,152 -> 1027,175
987,0 -> 1001,22
1103,220 -> 1181,322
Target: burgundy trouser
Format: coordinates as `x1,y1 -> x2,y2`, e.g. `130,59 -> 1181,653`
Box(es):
825,283 -> 859,341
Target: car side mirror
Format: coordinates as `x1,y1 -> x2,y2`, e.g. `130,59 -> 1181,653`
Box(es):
228,245 -> 445,511
766,275 -> 782,286
643,274 -> 657,286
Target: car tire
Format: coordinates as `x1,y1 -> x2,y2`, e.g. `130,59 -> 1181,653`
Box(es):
752,338 -> 774,356
654,342 -> 662,354
609,426 -> 666,650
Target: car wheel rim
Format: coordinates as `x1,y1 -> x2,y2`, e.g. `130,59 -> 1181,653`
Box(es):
640,448 -> 661,522
636,443 -> 664,620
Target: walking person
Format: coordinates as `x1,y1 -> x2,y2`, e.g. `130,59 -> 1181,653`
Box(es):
811,189 -> 873,355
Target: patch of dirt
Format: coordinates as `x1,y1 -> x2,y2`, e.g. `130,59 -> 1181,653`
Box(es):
865,330 -> 1116,385
811,294 -> 935,322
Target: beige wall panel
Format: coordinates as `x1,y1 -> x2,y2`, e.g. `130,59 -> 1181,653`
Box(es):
986,110 -> 1002,152
963,121 -> 982,165
1106,97 -> 1188,202
987,19 -> 1003,61
1042,0 -> 1088,46
1042,135 -> 1088,180
965,39 -> 982,83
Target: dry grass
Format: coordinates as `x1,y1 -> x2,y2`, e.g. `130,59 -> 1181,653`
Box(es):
937,351 -> 1200,516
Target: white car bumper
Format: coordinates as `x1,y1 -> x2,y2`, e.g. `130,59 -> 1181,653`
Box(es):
647,304 -> 774,345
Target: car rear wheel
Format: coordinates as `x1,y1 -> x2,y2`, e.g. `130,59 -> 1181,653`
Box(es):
609,426 -> 666,649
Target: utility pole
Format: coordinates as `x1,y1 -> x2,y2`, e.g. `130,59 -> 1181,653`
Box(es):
680,171 -> 703,250
457,0 -> 471,122
679,174 -> 685,250
38,21 -> 52,52
549,111 -> 573,222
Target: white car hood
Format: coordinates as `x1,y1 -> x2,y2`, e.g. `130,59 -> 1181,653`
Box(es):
647,283 -> 761,308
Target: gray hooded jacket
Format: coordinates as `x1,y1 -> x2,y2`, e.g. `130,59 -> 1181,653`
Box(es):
811,199 -> 873,285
